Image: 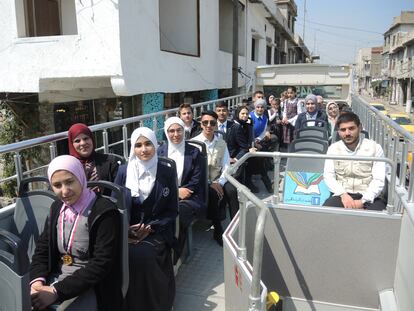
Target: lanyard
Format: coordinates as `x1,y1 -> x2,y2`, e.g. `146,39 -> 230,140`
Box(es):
59,205 -> 87,255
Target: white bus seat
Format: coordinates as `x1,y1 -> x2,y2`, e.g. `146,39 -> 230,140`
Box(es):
0,229 -> 31,311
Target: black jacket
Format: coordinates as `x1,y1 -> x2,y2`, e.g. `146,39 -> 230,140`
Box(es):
227,120 -> 254,160
295,110 -> 328,133
114,162 -> 178,248
95,152 -> 121,183
30,196 -> 122,311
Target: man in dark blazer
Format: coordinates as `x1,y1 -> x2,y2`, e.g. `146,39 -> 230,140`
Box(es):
178,103 -> 201,139
215,101 -> 234,143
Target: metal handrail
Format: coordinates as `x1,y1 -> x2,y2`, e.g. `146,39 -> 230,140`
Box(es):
224,150 -> 398,311
0,93 -> 248,186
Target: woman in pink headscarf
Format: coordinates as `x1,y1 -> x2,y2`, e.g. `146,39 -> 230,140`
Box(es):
29,155 -> 122,311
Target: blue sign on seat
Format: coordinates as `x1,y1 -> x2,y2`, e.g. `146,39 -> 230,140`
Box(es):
283,171 -> 330,206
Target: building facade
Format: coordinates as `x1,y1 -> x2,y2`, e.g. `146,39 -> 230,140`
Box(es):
382,11 -> 414,108
0,0 -> 310,138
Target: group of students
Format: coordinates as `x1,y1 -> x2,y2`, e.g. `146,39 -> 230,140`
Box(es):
29,103 -> 245,311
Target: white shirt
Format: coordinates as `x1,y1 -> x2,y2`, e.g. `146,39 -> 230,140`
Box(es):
323,139 -> 386,203
217,120 -> 228,133
192,132 -> 230,186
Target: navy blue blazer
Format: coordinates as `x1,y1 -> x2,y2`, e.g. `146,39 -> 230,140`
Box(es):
114,161 -> 178,247
227,121 -> 254,160
158,142 -> 206,213
295,110 -> 328,133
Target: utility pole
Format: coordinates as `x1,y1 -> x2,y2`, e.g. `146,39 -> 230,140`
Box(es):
302,0 -> 306,43
232,0 -> 239,96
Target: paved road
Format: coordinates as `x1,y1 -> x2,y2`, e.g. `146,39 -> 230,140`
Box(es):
360,94 -> 414,119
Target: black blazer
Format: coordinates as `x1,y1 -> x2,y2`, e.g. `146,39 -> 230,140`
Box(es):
30,196 -> 122,311
227,121 -> 254,160
186,119 -> 202,139
218,120 -> 235,143
158,142 -> 206,211
295,110 -> 328,133
114,162 -> 178,247
94,153 -> 121,183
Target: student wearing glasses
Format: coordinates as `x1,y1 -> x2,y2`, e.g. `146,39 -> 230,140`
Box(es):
192,111 -> 238,246
158,117 -> 206,262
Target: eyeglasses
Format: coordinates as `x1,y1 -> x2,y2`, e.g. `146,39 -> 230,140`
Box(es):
201,120 -> 217,126
167,128 -> 183,134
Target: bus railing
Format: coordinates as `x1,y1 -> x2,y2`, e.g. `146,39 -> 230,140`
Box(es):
0,93 -> 248,189
224,150 -> 400,311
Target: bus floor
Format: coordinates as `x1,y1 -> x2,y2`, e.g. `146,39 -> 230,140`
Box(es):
174,177 -> 272,311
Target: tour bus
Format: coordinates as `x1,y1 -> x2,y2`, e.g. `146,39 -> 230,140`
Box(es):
255,63 -> 353,106
1,63 -> 414,311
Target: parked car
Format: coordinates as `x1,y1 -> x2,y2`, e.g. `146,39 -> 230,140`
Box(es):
370,102 -> 388,115
388,113 -> 414,134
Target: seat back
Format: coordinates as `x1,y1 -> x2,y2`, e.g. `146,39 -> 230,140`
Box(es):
296,127 -> 329,141
13,177 -> 57,261
87,180 -> 129,299
284,140 -> 330,206
0,229 -> 31,311
106,152 -> 127,165
288,137 -> 328,155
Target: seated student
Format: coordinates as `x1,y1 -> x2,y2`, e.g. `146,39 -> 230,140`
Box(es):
30,155 -> 122,311
323,112 -> 386,211
246,99 -> 277,193
326,101 -> 340,139
295,94 -> 328,134
178,103 -> 201,139
192,111 -> 238,245
114,127 -> 178,311
67,123 -> 120,192
158,117 -> 205,261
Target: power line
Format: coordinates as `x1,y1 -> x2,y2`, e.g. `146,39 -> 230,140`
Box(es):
297,18 -> 383,35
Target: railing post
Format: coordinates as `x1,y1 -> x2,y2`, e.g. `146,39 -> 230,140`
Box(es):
399,142 -> 408,187
237,190 -> 247,261
14,152 -> 23,187
102,129 -> 109,154
49,143 -> 56,160
248,207 -> 268,311
152,116 -> 158,134
122,125 -> 129,160
408,155 -> 414,203
272,154 -> 281,204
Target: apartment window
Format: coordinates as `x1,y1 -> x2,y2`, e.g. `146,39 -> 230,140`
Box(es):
251,38 -> 258,62
274,48 -> 280,64
266,45 -> 272,65
218,0 -> 246,56
20,0 -> 77,37
159,0 -> 200,57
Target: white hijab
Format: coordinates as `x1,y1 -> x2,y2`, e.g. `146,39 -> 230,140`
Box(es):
164,117 -> 185,186
126,127 -> 158,201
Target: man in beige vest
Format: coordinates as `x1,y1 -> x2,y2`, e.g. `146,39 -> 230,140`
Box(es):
323,112 -> 386,211
193,111 -> 238,246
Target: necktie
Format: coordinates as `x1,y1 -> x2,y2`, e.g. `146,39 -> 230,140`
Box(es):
220,124 -> 225,133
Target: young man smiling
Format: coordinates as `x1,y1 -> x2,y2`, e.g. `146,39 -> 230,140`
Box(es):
192,111 -> 237,246
323,112 -> 386,211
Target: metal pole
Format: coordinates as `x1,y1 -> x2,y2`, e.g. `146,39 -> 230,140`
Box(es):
272,155 -> 281,204
399,142 -> 408,187
237,190 -> 247,261
122,125 -> 129,160
49,143 -> 56,160
408,155 -> 414,203
102,130 -> 109,154
232,0 -> 239,95
248,207 -> 268,311
14,152 -> 23,187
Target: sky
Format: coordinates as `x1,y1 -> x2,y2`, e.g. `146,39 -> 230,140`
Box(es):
294,0 -> 414,65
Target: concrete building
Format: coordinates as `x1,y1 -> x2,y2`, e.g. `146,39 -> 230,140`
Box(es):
355,46 -> 383,96
0,0 -> 310,140
382,11 -> 414,109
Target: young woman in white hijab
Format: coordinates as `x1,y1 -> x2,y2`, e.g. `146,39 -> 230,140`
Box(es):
114,127 -> 178,311
158,117 -> 206,262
